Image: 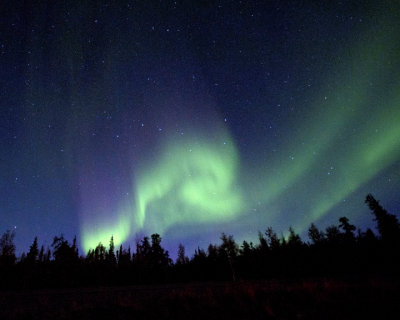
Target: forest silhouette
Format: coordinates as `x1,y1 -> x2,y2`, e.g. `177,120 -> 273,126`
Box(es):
1,194 -> 399,290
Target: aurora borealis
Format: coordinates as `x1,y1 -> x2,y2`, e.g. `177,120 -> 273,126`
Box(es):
1,1 -> 400,257
82,130 -> 245,252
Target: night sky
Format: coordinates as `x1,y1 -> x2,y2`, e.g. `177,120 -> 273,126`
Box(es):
1,1 -> 400,257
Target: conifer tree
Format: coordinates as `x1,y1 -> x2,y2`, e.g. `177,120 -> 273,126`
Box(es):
339,217 -> 356,242
308,223 -> 325,245
288,227 -> 303,248
0,230 -> 16,266
365,194 -> 400,245
150,234 -> 170,266
38,245 -> 44,263
26,237 -> 39,263
107,236 -> 117,265
176,244 -> 189,265
266,227 -> 280,250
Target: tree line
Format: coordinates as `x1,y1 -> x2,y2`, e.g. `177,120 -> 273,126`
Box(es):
1,194 -> 399,289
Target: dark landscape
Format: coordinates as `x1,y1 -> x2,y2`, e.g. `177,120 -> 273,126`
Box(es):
1,278 -> 399,319
1,194 -> 400,319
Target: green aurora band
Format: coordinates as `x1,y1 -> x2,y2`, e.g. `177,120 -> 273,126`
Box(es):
81,131 -> 245,252
244,20 -> 400,233
134,134 -> 244,232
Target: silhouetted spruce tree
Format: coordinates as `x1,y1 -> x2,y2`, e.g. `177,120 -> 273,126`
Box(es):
45,248 -> 51,262
107,236 -> 117,265
207,243 -> 218,261
265,227 -> 280,250
365,194 -> 400,245
280,233 -> 287,247
132,237 -> 152,283
71,236 -> 79,258
308,223 -> 326,245
219,233 -> 238,259
150,233 -> 171,267
52,235 -> 78,264
240,240 -> 254,256
287,227 -> 303,248
19,252 -> 26,263
0,230 -> 16,266
94,243 -> 107,262
325,225 -> 341,245
188,247 -> 206,280
238,240 -> 258,280
86,243 -> 107,264
257,231 -> 269,253
38,245 -> 45,263
117,245 -> 131,266
176,243 -> 189,265
361,228 -> 378,244
136,236 -> 151,265
339,217 -> 356,242
219,233 -> 238,281
86,249 -> 94,263
193,247 -> 207,263
26,237 -> 39,264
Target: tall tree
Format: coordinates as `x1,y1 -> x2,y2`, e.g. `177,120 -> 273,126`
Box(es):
107,236 -> 117,265
117,245 -> 131,266
52,235 -> 78,263
219,233 -> 238,259
325,225 -> 341,244
240,240 -> 254,256
219,233 -> 238,281
308,223 -> 325,245
288,227 -> 303,248
71,236 -> 79,257
94,243 -> 107,262
26,237 -> 39,263
176,243 -> 189,265
38,245 -> 45,263
150,234 -> 170,267
339,217 -> 356,241
45,248 -> 51,262
257,232 -> 269,253
365,194 -> 400,245
265,227 -> 280,250
193,247 -> 207,265
0,230 -> 16,266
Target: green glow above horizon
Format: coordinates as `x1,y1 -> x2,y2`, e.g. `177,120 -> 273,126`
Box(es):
134,133 -> 245,233
82,213 -> 131,253
81,130 -> 245,252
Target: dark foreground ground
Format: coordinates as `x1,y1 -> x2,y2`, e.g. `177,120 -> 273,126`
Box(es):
1,277 -> 399,319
